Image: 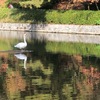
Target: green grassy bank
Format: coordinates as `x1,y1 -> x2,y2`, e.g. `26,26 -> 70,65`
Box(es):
0,8 -> 100,25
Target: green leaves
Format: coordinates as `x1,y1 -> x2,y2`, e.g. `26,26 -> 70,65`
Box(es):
6,0 -> 13,5
96,19 -> 100,25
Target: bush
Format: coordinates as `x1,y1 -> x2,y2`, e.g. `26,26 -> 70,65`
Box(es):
96,19 -> 100,25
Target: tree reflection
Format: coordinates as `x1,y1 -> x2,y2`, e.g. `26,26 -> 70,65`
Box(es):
0,52 -> 100,100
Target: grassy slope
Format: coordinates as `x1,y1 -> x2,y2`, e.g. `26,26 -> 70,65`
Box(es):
0,8 -> 100,24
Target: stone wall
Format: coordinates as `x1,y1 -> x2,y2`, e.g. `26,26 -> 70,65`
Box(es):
0,23 -> 100,44
0,23 -> 100,34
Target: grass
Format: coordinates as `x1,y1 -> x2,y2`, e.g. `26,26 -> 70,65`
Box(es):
0,7 -> 100,24
19,0 -> 50,8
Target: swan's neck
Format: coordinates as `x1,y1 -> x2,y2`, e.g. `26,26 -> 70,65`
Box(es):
24,34 -> 26,43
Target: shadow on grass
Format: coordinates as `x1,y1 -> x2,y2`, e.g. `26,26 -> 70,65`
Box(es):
11,7 -> 47,23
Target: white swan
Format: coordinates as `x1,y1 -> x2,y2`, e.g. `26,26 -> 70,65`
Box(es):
14,53 -> 27,69
14,33 -> 27,49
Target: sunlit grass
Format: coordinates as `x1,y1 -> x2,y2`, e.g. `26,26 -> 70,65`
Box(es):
0,7 -> 100,24
19,0 -> 44,8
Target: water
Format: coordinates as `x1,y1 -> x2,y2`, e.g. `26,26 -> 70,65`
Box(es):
0,31 -> 100,100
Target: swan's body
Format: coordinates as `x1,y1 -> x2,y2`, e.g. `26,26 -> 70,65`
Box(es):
14,53 -> 27,69
14,33 -> 27,49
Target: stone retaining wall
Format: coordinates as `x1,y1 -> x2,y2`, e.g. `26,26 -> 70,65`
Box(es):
0,23 -> 100,44
0,23 -> 100,34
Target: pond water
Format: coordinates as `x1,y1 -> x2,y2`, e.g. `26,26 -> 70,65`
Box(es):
0,31 -> 100,100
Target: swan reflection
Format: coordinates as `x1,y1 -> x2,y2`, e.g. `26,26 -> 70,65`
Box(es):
14,53 -> 27,69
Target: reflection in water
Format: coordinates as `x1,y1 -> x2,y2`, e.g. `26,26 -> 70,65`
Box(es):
14,53 -> 27,69
1,31 -> 100,100
0,52 -> 100,100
